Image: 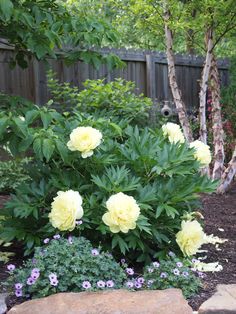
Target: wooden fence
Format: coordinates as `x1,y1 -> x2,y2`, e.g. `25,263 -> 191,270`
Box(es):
0,45 -> 229,111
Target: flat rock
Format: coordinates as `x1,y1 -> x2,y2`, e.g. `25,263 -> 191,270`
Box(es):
0,293 -> 8,314
8,289 -> 192,314
198,284 -> 236,314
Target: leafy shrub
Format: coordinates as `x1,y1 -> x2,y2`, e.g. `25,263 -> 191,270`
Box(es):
0,159 -> 30,193
142,253 -> 201,298
5,236 -> 127,299
0,78 -> 216,261
47,70 -> 152,126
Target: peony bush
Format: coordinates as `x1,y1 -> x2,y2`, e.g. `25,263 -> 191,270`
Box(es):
0,78 -> 217,262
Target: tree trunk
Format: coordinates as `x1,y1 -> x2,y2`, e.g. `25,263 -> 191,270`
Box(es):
217,145 -> 236,193
164,8 -> 193,143
210,56 -> 225,180
199,28 -> 214,145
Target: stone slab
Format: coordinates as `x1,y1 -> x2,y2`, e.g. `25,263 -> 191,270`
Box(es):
8,289 -> 193,314
0,293 -> 8,314
198,284 -> 236,314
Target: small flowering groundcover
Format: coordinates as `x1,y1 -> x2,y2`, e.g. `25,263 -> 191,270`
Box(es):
5,237 -> 127,299
142,253 -> 201,298
5,236 -> 203,300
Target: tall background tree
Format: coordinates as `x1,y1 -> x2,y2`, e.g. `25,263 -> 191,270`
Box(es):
0,0 -> 122,68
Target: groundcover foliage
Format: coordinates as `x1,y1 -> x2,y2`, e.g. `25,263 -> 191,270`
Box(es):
0,77 -> 217,262
5,236 -> 127,298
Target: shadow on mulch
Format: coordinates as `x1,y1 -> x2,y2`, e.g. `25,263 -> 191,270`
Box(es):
1,183 -> 236,311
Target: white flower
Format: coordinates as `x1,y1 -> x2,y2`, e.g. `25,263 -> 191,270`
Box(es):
190,140 -> 211,166
49,190 -> 83,231
176,220 -> 205,256
162,122 -> 185,144
102,192 -> 140,233
67,126 -> 102,158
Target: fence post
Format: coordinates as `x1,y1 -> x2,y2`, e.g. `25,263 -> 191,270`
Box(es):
146,54 -> 157,125
146,54 -> 156,100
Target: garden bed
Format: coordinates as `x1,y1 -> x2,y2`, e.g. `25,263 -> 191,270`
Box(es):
1,183 -> 236,312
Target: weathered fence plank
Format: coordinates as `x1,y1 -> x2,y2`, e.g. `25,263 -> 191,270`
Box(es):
0,47 -> 229,110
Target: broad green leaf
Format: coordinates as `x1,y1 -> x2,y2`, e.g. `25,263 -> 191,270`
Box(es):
0,0 -> 13,21
42,138 -> 55,162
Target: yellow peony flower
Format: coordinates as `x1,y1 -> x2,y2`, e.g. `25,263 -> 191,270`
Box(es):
162,122 -> 185,144
102,192 -> 140,233
49,190 -> 83,231
189,140 -> 211,166
176,220 -> 205,256
67,126 -> 102,158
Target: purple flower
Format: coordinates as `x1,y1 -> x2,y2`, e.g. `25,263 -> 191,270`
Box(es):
160,272 -> 168,279
126,268 -> 134,275
27,277 -> 35,285
173,268 -> 180,276
91,249 -> 99,256
134,281 -> 142,289
32,268 -> 40,275
68,236 -> 73,244
43,238 -> 50,244
137,277 -> 145,284
126,281 -> 134,288
152,262 -> 160,268
53,234 -> 60,240
198,272 -> 206,278
7,264 -> 15,271
106,280 -> 114,288
147,279 -> 154,286
49,273 -> 57,281
168,251 -> 176,257
97,280 -> 105,288
15,289 -> 23,297
147,267 -> 154,273
82,281 -> 91,289
31,272 -> 40,280
176,262 -> 183,268
120,259 -> 126,264
50,279 -> 58,286
76,220 -> 83,225
15,283 -> 23,290
191,258 -> 198,264
182,271 -> 189,277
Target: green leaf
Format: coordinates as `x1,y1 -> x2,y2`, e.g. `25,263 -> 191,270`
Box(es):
33,137 -> 43,159
0,117 -> 8,137
155,205 -> 164,218
12,117 -> 28,137
109,122 -> 122,136
0,0 -> 13,21
55,140 -> 68,162
42,138 -> 55,162
40,112 -> 52,129
112,234 -> 129,255
25,110 -> 39,124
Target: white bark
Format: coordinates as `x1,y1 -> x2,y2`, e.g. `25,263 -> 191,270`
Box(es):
164,8 -> 193,143
199,28 -> 214,145
217,145 -> 236,193
211,56 -> 225,180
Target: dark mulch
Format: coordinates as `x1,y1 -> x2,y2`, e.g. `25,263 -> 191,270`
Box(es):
1,184 -> 236,311
188,182 -> 236,310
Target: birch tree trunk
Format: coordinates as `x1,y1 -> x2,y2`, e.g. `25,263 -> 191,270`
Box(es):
217,145 -> 236,193
163,7 -> 193,143
210,56 -> 225,180
199,28 -> 214,145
